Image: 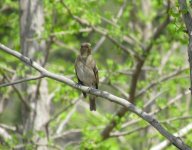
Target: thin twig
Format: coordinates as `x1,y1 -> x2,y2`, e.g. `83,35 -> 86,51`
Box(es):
0,123 -> 16,131
2,72 -> 31,110
151,122 -> 192,150
122,90 -> 190,129
136,67 -> 188,98
111,115 -> 192,137
93,0 -> 127,52
0,75 -> 45,88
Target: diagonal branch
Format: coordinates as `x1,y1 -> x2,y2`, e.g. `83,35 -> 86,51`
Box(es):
136,67 -> 188,98
2,72 -> 31,110
111,115 -> 192,138
121,90 -> 190,130
0,75 -> 45,87
151,123 -> 192,150
0,43 -> 191,150
93,0 -> 127,52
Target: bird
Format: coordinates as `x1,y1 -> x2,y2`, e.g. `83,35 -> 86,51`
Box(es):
75,42 -> 99,111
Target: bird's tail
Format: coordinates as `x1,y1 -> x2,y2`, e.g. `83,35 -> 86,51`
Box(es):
89,95 -> 96,111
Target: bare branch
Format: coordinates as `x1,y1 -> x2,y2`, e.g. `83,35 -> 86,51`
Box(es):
46,98 -> 80,126
2,72 -> 31,110
136,67 -> 188,98
111,115 -> 192,138
0,123 -> 16,132
56,107 -> 76,134
151,123 -> 192,150
122,90 -> 190,129
0,127 -> 12,140
0,75 -> 45,88
93,0 -> 127,52
52,129 -> 81,140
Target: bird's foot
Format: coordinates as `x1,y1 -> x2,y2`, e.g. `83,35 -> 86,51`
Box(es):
88,87 -> 96,93
75,83 -> 82,88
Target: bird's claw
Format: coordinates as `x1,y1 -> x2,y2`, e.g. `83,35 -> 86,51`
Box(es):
88,87 -> 95,93
75,83 -> 82,88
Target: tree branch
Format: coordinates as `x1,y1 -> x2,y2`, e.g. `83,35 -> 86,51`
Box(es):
151,123 -> 192,150
2,72 -> 31,110
111,115 -> 192,138
136,67 -> 188,98
0,75 -> 45,87
0,43 -> 191,149
122,90 -> 190,129
93,0 -> 127,52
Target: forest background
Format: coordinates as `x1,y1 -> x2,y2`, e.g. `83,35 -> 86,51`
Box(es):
0,0 -> 192,150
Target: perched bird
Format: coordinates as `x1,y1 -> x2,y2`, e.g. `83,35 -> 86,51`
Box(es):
75,43 -> 99,111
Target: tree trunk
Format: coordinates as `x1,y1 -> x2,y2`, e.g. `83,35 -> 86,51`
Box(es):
19,0 -> 50,149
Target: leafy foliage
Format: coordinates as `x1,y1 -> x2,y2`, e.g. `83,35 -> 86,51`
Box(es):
0,0 -> 192,149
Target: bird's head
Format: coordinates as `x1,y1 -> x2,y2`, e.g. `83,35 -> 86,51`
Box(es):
80,42 -> 92,57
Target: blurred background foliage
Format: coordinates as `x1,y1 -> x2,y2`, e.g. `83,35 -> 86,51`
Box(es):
0,0 -> 192,150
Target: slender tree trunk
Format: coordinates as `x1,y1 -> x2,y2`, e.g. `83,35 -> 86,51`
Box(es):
19,0 -> 50,149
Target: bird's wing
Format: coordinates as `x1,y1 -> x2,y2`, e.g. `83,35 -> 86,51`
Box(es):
87,55 -> 99,89
93,65 -> 99,89
75,56 -> 87,97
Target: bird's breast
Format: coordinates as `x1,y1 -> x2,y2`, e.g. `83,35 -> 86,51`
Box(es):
76,62 -> 95,86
